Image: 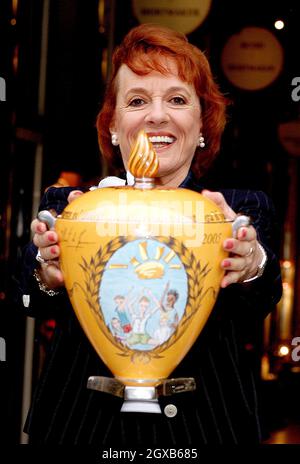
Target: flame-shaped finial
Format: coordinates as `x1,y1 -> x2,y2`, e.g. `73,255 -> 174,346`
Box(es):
128,130 -> 159,184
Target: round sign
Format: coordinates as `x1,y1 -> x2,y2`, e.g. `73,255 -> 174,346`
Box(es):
278,121 -> 300,157
221,27 -> 284,90
132,0 -> 212,34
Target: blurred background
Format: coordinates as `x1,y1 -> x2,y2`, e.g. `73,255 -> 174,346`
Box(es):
0,0 -> 300,444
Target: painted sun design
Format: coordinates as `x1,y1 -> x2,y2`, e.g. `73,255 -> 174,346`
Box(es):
108,241 -> 182,279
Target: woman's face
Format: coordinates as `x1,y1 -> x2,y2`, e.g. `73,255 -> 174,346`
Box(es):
111,62 -> 202,186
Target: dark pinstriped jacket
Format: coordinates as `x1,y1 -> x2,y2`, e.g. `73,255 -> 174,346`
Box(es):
15,172 -> 282,444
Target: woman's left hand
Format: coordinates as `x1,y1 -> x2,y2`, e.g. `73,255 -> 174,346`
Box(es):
202,190 -> 264,288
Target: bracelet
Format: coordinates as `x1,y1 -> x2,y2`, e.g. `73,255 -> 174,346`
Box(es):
242,243 -> 268,283
33,268 -> 61,296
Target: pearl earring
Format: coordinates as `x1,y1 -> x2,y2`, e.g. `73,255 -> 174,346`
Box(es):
198,134 -> 205,148
111,133 -> 119,146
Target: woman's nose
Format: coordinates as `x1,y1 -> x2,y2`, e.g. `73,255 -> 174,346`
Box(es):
144,100 -> 169,125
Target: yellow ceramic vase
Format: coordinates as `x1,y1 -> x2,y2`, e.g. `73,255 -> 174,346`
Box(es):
55,186 -> 232,387
39,131 -> 249,412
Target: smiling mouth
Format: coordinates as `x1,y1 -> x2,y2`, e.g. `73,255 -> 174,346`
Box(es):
148,135 -> 175,149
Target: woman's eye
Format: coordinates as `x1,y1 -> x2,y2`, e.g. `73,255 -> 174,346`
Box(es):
128,98 -> 145,107
170,96 -> 186,105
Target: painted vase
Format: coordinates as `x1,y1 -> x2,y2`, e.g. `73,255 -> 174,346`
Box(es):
52,131 -> 239,391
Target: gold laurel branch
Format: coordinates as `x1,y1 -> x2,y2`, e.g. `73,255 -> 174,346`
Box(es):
81,237 -> 138,356
131,351 -> 157,364
90,235 -> 180,361
80,235 -> 212,362
83,237 -> 125,317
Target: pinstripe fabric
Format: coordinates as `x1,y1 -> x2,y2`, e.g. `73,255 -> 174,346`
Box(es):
14,172 -> 282,444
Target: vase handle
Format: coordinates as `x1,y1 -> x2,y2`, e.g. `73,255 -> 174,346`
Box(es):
232,215 -> 250,238
37,210 -> 57,230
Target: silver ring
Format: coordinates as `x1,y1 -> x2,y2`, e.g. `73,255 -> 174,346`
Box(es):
36,249 -> 47,264
245,246 -> 254,257
36,249 -> 58,266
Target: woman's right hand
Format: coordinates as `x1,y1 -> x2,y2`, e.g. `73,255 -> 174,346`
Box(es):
31,190 -> 84,290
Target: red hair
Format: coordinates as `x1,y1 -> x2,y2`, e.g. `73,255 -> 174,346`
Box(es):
97,24 -> 228,175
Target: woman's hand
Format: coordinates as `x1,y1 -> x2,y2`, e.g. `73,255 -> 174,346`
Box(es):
202,190 -> 265,288
31,190 -> 84,290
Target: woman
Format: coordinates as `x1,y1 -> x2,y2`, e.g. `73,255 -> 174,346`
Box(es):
16,24 -> 282,444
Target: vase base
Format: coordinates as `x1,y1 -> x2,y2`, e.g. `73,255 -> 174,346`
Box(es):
121,399 -> 161,414
121,385 -> 161,413
87,376 -> 196,415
